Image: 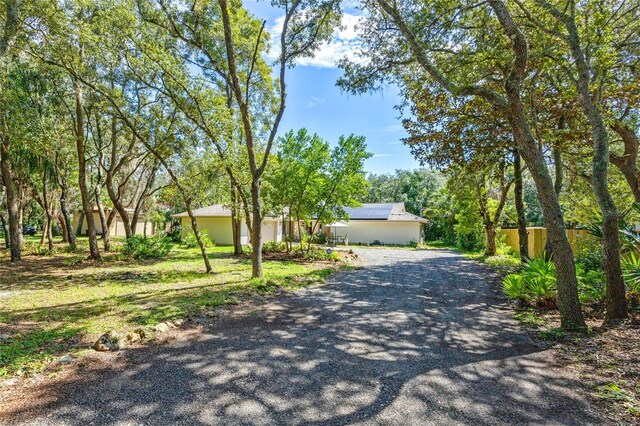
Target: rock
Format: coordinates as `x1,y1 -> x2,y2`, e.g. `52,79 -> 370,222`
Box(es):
2,378 -> 18,386
58,355 -> 74,364
171,319 -> 184,327
155,322 -> 170,333
0,334 -> 11,342
93,330 -> 121,352
125,329 -> 145,343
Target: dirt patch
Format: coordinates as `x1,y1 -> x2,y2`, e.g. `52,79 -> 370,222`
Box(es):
555,319 -> 640,424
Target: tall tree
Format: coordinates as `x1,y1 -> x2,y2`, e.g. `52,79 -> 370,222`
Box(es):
339,0 -> 586,329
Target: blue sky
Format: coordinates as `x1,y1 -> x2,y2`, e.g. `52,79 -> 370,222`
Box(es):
244,0 -> 420,174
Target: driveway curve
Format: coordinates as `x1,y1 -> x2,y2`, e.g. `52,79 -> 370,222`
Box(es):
2,248 -> 602,425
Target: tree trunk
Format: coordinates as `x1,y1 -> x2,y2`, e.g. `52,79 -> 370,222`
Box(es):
484,224 -> 497,256
545,143 -> 563,258
58,213 -> 68,243
561,14 -> 627,323
185,199 -> 212,273
610,121 -> 639,203
487,0 -> 586,330
507,110 -> 585,329
0,212 -> 9,248
58,174 -> 76,249
95,187 -> 110,251
250,180 -> 263,278
75,79 -> 101,260
0,133 -> 21,261
104,118 -> 133,238
230,184 -> 243,255
513,148 -> 529,260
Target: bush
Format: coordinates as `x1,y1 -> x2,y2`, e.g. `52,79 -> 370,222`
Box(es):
311,233 -> 327,244
502,258 -> 556,308
576,266 -> 606,305
622,252 -> 640,309
298,246 -> 332,261
456,230 -> 482,252
574,237 -> 604,272
262,241 -> 287,254
122,235 -> 172,260
182,230 -> 214,249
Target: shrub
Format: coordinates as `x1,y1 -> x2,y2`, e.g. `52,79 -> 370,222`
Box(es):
622,252 -> 640,309
300,246 -> 332,261
122,235 -> 172,260
502,258 -> 556,308
262,241 -> 287,254
23,242 -> 54,256
456,230 -> 482,252
311,233 -> 327,244
182,230 -> 214,249
574,237 -> 604,272
576,267 -> 606,305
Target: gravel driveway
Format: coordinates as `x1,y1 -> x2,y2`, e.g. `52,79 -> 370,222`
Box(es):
3,248 -> 602,425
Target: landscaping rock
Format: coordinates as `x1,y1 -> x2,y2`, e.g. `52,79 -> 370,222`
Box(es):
125,329 -> 146,343
93,331 -> 121,352
155,322 -> 171,333
58,355 -> 75,364
2,378 -> 18,387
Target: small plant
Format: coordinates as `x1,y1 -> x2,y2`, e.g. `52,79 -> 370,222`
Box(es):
261,241 -> 287,254
501,257 -> 556,308
574,237 -> 604,272
23,242 -> 55,256
514,310 -> 546,327
122,235 -> 172,260
576,266 -> 606,305
539,327 -> 566,341
182,230 -> 214,249
311,232 -> 327,244
622,252 -> 640,310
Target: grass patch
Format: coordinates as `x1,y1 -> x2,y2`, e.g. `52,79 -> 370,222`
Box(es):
514,309 -> 548,327
0,241 -> 342,379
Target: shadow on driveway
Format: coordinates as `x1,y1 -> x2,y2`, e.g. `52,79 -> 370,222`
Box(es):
1,249 -> 602,425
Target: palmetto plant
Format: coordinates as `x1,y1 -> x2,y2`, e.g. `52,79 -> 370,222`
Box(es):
622,252 -> 640,310
585,202 -> 640,254
502,258 -> 557,308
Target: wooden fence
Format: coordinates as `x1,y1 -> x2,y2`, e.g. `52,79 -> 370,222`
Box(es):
499,227 -> 591,258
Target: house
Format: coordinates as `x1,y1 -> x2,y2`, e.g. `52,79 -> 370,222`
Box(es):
323,203 -> 427,245
172,204 -> 282,245
72,207 -> 153,236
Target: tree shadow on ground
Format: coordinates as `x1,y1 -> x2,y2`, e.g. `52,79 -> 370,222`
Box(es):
1,249 -> 602,425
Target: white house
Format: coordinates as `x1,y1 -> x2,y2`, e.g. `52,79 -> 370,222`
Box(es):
323,203 -> 427,245
173,204 -> 282,245
72,207 -> 153,236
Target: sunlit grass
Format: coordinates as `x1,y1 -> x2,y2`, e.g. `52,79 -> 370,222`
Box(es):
0,241 -> 340,378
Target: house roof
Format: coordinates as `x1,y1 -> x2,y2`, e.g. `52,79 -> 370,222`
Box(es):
344,203 -> 428,223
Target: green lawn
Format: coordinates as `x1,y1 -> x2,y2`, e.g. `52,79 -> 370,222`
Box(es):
0,239 -> 341,379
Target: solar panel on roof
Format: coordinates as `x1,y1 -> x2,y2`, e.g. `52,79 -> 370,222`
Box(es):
344,204 -> 393,220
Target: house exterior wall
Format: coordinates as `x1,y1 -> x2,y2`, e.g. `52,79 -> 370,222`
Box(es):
328,220 -> 422,245
181,217 -> 281,245
72,211 -> 153,237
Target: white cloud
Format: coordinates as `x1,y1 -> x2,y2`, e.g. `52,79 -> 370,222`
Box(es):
266,13 -> 367,68
372,153 -> 394,158
306,97 -> 325,108
377,124 -> 404,133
